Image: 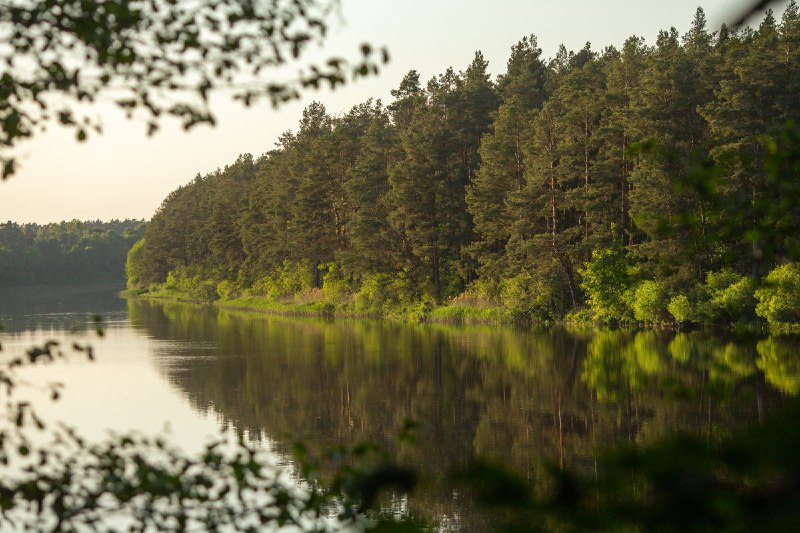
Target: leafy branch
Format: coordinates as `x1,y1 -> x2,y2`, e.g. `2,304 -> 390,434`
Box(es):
0,0 -> 390,178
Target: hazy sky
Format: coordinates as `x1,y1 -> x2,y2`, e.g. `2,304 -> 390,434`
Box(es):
0,0 -> 790,223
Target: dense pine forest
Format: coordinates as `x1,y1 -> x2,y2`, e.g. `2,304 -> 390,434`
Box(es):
0,219 -> 145,285
128,6 -> 800,331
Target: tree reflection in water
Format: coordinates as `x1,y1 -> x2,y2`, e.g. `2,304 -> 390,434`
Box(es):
129,299 -> 797,530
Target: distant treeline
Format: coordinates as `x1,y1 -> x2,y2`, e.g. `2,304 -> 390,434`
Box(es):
0,220 -> 146,286
129,6 -> 800,328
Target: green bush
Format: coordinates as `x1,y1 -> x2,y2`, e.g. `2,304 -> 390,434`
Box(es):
216,279 -> 236,300
755,263 -> 800,333
249,260 -> 314,301
354,273 -> 387,313
165,270 -> 178,290
448,278 -> 499,308
404,299 -> 434,323
125,238 -> 146,288
630,280 -> 668,324
320,262 -> 349,304
579,246 -> 634,323
666,285 -> 716,325
174,267 -> 218,302
500,272 -> 559,322
667,294 -> 693,324
706,268 -> 756,321
354,270 -> 425,316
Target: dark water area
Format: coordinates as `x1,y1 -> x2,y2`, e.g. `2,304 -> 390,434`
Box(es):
128,298 -> 797,530
2,286 -> 799,531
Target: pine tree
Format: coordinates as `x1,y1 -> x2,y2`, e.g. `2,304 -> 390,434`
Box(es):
466,36 -> 547,279
341,105 -> 400,277
240,135 -> 297,282
288,103 -> 338,285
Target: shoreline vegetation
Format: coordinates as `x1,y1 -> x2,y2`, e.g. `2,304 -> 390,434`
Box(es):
125,6 -> 800,335
121,266 -> 787,334
123,285 -> 512,325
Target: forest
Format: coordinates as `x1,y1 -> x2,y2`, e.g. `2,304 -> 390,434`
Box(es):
128,5 -> 800,331
0,219 -> 145,285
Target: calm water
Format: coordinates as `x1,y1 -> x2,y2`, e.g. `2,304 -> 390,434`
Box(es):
1,285 -> 797,530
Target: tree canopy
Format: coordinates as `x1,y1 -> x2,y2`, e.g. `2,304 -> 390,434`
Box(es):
130,5 -> 800,331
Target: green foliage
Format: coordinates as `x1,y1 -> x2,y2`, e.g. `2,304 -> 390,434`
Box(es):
579,246 -> 634,323
667,294 -> 693,324
346,270 -> 429,318
428,279 -> 507,323
215,279 -> 236,301
320,262 -> 349,304
667,270 -> 757,327
499,272 -> 559,322
0,0 -> 389,177
668,268 -> 755,327
250,261 -> 314,302
125,237 -> 146,289
163,267 -> 219,303
427,305 -> 507,324
630,280 -> 668,324
164,270 -> 178,291
755,263 -> 800,333
463,278 -> 501,306
354,273 -> 390,314
455,400 -> 800,532
0,219 -> 144,286
706,268 -> 756,320
130,5 -> 800,331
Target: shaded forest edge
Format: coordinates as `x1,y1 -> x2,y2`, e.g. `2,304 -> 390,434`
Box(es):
0,219 -> 145,286
127,6 -> 800,333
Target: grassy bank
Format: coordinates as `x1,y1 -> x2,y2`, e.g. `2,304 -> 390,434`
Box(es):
123,287 -> 519,325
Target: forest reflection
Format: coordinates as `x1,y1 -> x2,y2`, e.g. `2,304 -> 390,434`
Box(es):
128,299 -> 797,529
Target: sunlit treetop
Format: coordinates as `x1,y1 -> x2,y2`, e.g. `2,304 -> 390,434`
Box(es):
0,0 -> 389,178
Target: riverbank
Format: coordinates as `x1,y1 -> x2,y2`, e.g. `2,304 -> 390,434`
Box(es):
121,288 -> 775,336
122,288 -> 522,325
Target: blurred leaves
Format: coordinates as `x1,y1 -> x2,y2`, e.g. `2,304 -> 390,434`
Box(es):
732,0 -> 786,26
0,0 -> 389,177
446,399 -> 800,532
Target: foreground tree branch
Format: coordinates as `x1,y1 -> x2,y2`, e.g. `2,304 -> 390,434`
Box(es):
0,0 -> 389,178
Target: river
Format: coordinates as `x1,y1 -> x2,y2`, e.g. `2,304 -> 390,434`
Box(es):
0,284 -> 796,531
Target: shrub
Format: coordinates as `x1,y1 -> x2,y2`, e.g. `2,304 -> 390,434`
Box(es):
667,285 -> 716,325
171,266 -> 218,302
448,278 -> 499,308
705,268 -> 756,321
354,270 -> 423,316
755,263 -> 800,333
667,294 -> 693,324
630,280 -> 668,324
500,272 -> 560,322
354,273 -> 389,313
216,279 -> 236,300
165,270 -> 178,290
320,262 -> 349,304
579,246 -> 634,323
250,260 -> 314,301
125,238 -> 146,288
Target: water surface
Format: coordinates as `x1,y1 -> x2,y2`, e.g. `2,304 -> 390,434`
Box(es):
1,286 -> 797,530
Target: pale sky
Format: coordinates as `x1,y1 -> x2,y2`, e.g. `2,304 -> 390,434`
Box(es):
0,0 -> 790,224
